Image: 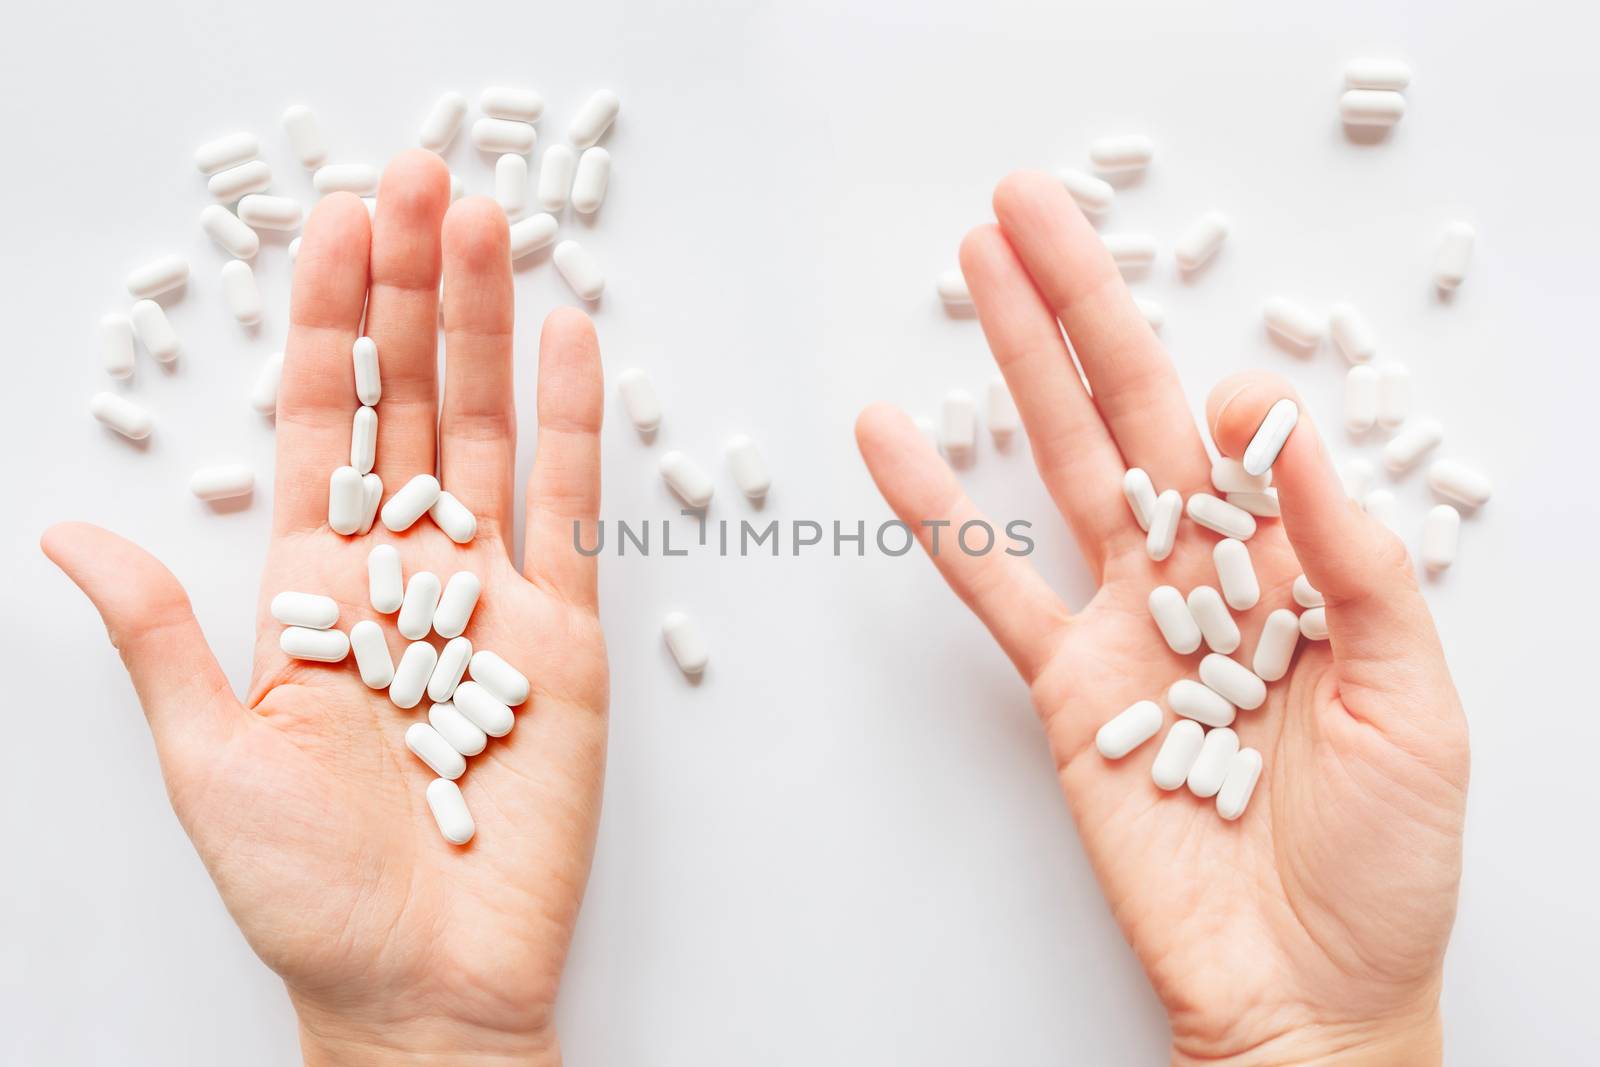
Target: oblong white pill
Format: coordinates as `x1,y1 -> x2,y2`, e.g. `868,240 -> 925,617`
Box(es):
428,636 -> 473,703
126,255 -> 189,299
1344,365 -> 1379,433
1364,488 -> 1400,531
358,473 -> 383,535
1435,222 -> 1476,291
1384,418 -> 1443,472
1262,298 -> 1321,348
1058,168 -> 1114,215
480,86 -> 544,122
553,240 -> 604,300
1135,297 -> 1165,331
1428,459 -> 1492,509
101,314 -> 135,378
1212,538 -> 1259,610
987,377 -> 1020,445
1088,133 -> 1153,174
350,405 -> 377,475
368,545 -> 403,613
1216,748 -> 1263,820
433,570 -> 482,639
494,153 -> 528,218
1175,211 -> 1228,271
1292,574 -> 1324,608
398,572 -> 442,641
1148,585 -> 1202,655
288,237 -> 301,261
1186,727 -> 1239,798
939,389 -> 976,461
1187,493 -> 1258,540
1226,489 -> 1279,517
429,490 -> 476,545
426,778 -> 475,844
208,160 -> 272,202
663,612 -> 709,675
616,368 -> 661,432
89,392 -> 152,439
1146,489 -> 1182,561
313,163 -> 378,196
660,450 -> 714,508
429,701 -> 487,757
1253,608 -> 1300,682
328,465 -> 365,535
200,205 -> 260,259
1186,586 -> 1240,655
569,89 -> 620,148
1421,504 -> 1460,571
1151,719 -> 1205,790
1329,303 -> 1376,364
570,147 -> 611,214
936,269 -> 971,307
1344,58 -> 1412,91
381,473 -> 441,532
536,144 -> 577,212
471,117 -> 535,155
1103,234 -> 1156,271
1340,89 -> 1406,127
469,650 -> 529,706
1211,457 -> 1270,495
1242,399 -> 1298,477
1123,468 -> 1157,531
238,194 -> 302,231
280,626 -> 349,663
351,336 -> 381,406
406,722 -> 465,779
726,435 -> 771,499
281,105 -> 328,169
510,213 -> 559,259
349,620 -> 395,689
220,259 -> 263,325
1299,607 -> 1329,640
130,299 -> 180,363
1376,364 -> 1411,428
419,92 -> 468,152
1095,700 -> 1163,759
1169,678 -> 1236,728
1198,653 -> 1265,711
194,132 -> 258,175
1341,457 -> 1376,499
453,680 -> 515,736
189,464 -> 254,501
390,641 -> 439,710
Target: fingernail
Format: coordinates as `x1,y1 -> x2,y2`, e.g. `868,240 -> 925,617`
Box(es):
1242,399 -> 1299,476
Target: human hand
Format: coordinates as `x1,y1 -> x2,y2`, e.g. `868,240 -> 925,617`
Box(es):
856,172 -> 1468,1065
43,151 -> 607,1066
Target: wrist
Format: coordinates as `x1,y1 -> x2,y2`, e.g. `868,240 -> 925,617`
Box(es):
296,1004 -> 560,1067
1172,1003 -> 1442,1067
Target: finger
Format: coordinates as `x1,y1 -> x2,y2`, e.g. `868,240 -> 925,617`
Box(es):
856,403 -> 1068,682
366,149 -> 451,488
40,523 -> 243,776
523,307 -> 604,608
960,223 -> 1131,572
440,197 -> 517,544
992,170 -> 1209,491
275,193 -> 372,533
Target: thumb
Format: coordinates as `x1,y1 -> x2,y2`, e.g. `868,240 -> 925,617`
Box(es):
41,522 -> 242,774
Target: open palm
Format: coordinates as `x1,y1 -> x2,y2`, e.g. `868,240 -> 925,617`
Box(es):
857,172 -> 1468,1064
44,152 -> 605,1064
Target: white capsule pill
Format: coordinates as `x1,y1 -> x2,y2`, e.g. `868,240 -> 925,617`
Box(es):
429,490 -> 476,545
663,612 -> 710,675
471,117 -> 535,155
350,405 -> 377,475
1427,459 -> 1492,509
428,636 -> 473,703
1344,58 -> 1412,91
406,722 -> 465,780
200,205 -> 260,259
1216,747 -> 1263,820
391,642 -> 439,710
328,465 -> 365,535
1103,234 -> 1156,272
1212,538 -> 1259,610
426,778 -> 475,844
1148,585 -> 1202,655
1262,298 -> 1321,349
1384,418 -> 1443,472
398,572 -> 442,641
89,391 -> 152,439
1292,574 -> 1324,609
101,314 -> 135,378
280,625 -> 349,663
219,259 -> 263,325
194,132 -> 258,175
1175,211 -> 1228,271
358,473 -> 383,535
473,85 -> 542,121
419,91 -> 468,152
1058,168 -> 1114,215
347,620 -> 394,689
569,89 -> 620,148
429,701 -> 487,757
1094,700 -> 1163,759
1299,607 -> 1329,641
368,544 -> 404,614
1210,457 -> 1271,495
1364,488 -> 1400,531
494,154 -> 528,218
208,160 -> 272,202
726,435 -> 772,499
1186,726 -> 1239,799
1168,678 -> 1236,728
126,255 -> 189,299
1344,365 -> 1379,433
188,464 -> 254,501
509,213 -> 559,259
1123,468 -> 1157,531
1151,718 -> 1205,790
313,163 -> 378,196
1226,490 -> 1280,518
939,389 -> 977,461
1187,493 -> 1257,540
281,105 -> 328,169
660,450 -> 714,508
1198,653 -> 1265,711
616,368 -> 661,433
1134,297 -> 1165,331
468,651 -> 529,706
260,608 -> 321,670
1187,586 -> 1240,655
449,174 -> 463,201
571,147 -> 611,215
1253,608 -> 1300,682
238,194 -> 302,231
1329,303 -> 1376,364
986,377 -> 1020,445
936,269 -> 971,307
433,571 -> 481,640
535,144 -> 578,212
453,680 -> 515,736
1340,456 -> 1376,499
381,473 -> 441,532
1340,89 -> 1406,127
1088,134 -> 1153,175
1434,222 -> 1476,291
1376,364 -> 1411,428
130,300 -> 180,363
1421,504 -> 1460,571
1146,489 -> 1182,561
350,336 -> 381,406
288,237 -> 301,261
1242,399 -> 1298,478
553,240 -> 604,300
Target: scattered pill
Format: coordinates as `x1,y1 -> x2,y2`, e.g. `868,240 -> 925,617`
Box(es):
1186,726 -> 1239,799
1427,459 -> 1492,508
328,465 -> 366,535
220,259 -> 263,325
313,163 -> 379,196
130,299 -> 180,363
281,105 -> 328,169
1344,58 -> 1412,91
280,626 -> 349,663
469,650 -> 529,706
1329,303 -> 1376,364
726,435 -> 772,500
429,701 -> 487,757
1384,417 -> 1443,472
238,194 -> 302,231
936,269 -> 972,307
1151,719 -> 1205,790
1263,298 -> 1321,349
1340,89 -> 1406,127
535,144 -> 578,212
1340,456 -> 1376,499
288,237 -> 301,261
391,641 -> 440,710
126,255 -> 189,299
1212,539 -> 1259,610
1211,457 -> 1270,495
1174,211 -> 1228,271
398,572 -> 443,641
1226,489 -> 1279,517
349,405 -> 377,475
1134,297 -> 1164,331
494,154 -> 528,218
362,197 -> 378,219
509,213 -> 560,259
480,86 -> 545,122
368,544 -> 403,614
571,147 -> 611,214
1344,364 -> 1379,433
1058,168 -> 1114,215
1242,398 -> 1298,477
471,117 -> 535,155
940,389 -> 976,461
433,571 -> 482,639
569,89 -> 620,148
208,160 -> 272,202
419,91 -> 468,152
101,314 -> 135,378
1215,748 -> 1263,820
453,680 -> 515,736
194,132 -> 259,175
660,450 -> 714,508
1299,607 -> 1329,640
429,490 -> 477,545
616,368 -> 661,432
348,620 -> 395,689
1376,364 -> 1411,428
406,722 -> 465,780
1434,222 -> 1476,291
1252,608 -> 1300,682
1094,700 -> 1163,759
663,612 -> 709,675
1123,468 -> 1157,531
358,473 -> 383,535
1292,574 -> 1324,608
1187,586 -> 1240,655
1364,488 -> 1400,531
1148,585 -> 1202,655
449,174 -> 463,201
986,377 -> 1020,445
200,204 -> 260,259
381,473 -> 441,532
1103,234 -> 1157,272
90,392 -> 153,440
553,240 -> 604,300
428,636 -> 473,703
1168,678 -> 1236,728
189,464 -> 254,501
1198,653 -> 1265,711
425,778 -> 475,844
1088,134 -> 1153,175
1421,504 -> 1460,571
349,336 -> 381,406
1146,489 -> 1182,561
1187,493 -> 1258,540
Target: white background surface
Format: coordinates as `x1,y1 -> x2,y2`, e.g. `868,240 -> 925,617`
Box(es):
3,1 -> 1597,1063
